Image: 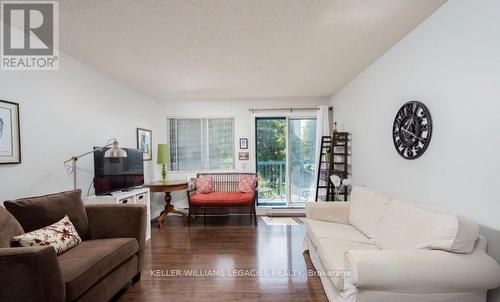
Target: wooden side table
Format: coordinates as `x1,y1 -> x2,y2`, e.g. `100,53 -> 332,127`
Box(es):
145,180 -> 189,228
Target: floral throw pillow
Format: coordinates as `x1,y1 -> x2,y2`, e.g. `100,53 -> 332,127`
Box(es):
12,215 -> 81,255
195,176 -> 213,194
239,175 -> 257,193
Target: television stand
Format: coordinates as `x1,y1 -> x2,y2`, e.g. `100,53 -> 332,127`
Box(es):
84,187 -> 151,241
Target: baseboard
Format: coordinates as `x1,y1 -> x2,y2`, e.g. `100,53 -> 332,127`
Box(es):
154,207 -> 305,218
264,207 -> 306,217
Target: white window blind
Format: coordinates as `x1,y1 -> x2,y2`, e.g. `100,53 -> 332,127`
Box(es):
168,118 -> 235,171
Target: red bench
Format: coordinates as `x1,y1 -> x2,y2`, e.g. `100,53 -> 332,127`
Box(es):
187,173 -> 258,226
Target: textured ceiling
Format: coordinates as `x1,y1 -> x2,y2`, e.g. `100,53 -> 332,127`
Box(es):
58,0 -> 446,100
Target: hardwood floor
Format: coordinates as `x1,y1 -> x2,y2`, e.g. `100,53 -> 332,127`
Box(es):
117,215 -> 328,302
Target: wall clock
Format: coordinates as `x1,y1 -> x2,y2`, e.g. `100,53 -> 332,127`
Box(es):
392,101 -> 432,160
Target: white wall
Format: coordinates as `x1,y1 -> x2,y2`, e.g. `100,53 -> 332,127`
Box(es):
155,97 -> 330,215
331,0 -> 500,299
0,52 -> 161,203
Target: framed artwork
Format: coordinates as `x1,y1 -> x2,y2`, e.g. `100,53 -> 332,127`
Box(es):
0,100 -> 21,164
136,128 -> 152,161
239,138 -> 248,149
238,152 -> 249,160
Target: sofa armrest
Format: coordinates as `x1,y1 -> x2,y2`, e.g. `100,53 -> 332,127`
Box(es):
0,246 -> 65,302
85,204 -> 146,272
345,249 -> 500,293
306,202 -> 350,224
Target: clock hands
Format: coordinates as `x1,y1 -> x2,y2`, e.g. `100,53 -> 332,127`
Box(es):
403,118 -> 414,132
401,118 -> 424,141
401,127 -> 424,142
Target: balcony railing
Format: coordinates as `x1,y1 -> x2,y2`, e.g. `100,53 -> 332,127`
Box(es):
257,160 -> 315,204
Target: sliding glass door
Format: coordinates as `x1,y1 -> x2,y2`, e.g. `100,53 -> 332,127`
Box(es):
289,118 -> 317,204
255,118 -> 287,206
255,117 -> 317,207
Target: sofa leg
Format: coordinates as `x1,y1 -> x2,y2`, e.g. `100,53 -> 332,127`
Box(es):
203,207 -> 206,226
132,272 -> 141,284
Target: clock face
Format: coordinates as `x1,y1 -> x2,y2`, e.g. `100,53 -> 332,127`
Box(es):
392,101 -> 432,160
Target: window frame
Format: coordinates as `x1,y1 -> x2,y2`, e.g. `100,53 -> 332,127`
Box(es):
166,116 -> 236,173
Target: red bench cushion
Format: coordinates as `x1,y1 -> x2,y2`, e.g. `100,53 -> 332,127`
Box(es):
190,192 -> 254,206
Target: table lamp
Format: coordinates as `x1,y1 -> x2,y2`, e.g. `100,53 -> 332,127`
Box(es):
157,144 -> 170,183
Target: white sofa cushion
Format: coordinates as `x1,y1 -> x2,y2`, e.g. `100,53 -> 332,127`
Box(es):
306,202 -> 350,224
344,248 -> 500,292
349,187 -> 390,239
317,237 -> 379,290
306,219 -> 372,248
450,215 -> 480,253
376,200 -> 479,253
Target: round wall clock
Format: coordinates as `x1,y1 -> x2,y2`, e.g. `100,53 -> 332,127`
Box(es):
392,101 -> 432,160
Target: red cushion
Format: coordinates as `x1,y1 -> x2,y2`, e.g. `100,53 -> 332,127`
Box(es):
238,175 -> 257,193
194,176 -> 213,194
190,192 -> 254,206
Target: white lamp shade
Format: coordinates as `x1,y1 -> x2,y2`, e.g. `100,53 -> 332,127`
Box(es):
342,179 -> 352,186
330,175 -> 341,187
104,141 -> 127,158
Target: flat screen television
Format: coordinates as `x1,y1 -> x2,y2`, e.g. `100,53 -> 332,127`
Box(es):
93,147 -> 144,195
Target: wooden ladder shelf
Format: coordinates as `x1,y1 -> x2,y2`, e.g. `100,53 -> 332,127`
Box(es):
315,136 -> 332,201
327,132 -> 349,201
315,132 -> 350,201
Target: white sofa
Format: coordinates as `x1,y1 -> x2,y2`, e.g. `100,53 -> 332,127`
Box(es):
304,186 -> 500,302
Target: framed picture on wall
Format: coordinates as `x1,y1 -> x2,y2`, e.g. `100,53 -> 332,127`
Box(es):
137,128 -> 152,161
0,100 -> 21,164
239,138 -> 248,149
239,152 -> 249,160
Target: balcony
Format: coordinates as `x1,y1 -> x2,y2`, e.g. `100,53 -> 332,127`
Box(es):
257,160 -> 315,206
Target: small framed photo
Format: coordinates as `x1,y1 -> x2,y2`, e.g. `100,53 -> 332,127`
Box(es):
238,152 -> 249,160
137,128 -> 152,161
0,100 -> 21,164
239,138 -> 248,149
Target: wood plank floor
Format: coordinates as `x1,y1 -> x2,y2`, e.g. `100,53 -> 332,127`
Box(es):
117,215 -> 328,302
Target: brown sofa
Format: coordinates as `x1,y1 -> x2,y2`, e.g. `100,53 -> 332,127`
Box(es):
0,189 -> 146,302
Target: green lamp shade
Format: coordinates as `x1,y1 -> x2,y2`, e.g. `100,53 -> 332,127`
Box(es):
157,144 -> 170,165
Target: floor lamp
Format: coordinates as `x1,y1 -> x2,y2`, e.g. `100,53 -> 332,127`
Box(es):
64,138 -> 127,190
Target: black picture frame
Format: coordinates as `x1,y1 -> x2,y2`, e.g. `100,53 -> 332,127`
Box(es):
239,138 -> 248,149
0,100 -> 21,164
136,128 -> 152,161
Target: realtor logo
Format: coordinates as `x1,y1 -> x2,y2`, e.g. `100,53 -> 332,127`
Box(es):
1,1 -> 59,70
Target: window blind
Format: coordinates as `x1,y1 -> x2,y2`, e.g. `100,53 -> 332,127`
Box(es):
168,118 -> 234,171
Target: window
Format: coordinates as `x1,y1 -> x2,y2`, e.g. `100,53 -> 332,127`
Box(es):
168,118 -> 235,171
